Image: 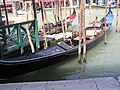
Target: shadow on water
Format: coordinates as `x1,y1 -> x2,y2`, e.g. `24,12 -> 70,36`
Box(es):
1,8 -> 120,83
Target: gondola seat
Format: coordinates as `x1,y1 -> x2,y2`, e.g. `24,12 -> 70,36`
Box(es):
86,29 -> 102,36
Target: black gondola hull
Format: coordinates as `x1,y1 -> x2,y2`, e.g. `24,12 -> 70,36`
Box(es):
0,8 -> 114,79
0,27 -> 110,79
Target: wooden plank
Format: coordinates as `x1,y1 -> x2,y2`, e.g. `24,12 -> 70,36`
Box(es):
0,83 -> 22,90
47,79 -> 97,90
94,77 -> 120,90
78,78 -> 97,90
47,80 -> 81,90
21,82 -> 47,90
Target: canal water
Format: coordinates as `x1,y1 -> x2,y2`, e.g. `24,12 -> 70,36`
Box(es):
1,8 -> 120,83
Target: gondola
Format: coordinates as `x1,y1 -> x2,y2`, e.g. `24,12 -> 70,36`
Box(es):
0,8 -> 114,79
39,8 -> 76,35
85,3 -> 98,8
99,1 -> 117,8
99,4 -> 117,8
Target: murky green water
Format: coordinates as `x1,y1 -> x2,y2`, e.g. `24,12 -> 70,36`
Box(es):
1,8 -> 120,83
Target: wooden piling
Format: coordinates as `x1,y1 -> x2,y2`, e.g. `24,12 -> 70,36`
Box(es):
12,1 -> 18,17
104,0 -> 107,44
81,0 -> 86,62
64,0 -> 67,31
52,2 -> 57,24
89,0 -> 92,23
116,0 -> 119,32
40,1 -> 48,49
69,0 -> 73,37
78,0 -> 82,62
42,2 -> 50,34
59,0 -> 65,41
78,0 -> 86,63
29,1 -> 34,20
55,0 -> 59,22
25,1 -> 28,21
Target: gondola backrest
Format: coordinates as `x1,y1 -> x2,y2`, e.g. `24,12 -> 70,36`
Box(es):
106,8 -> 114,24
100,7 -> 114,25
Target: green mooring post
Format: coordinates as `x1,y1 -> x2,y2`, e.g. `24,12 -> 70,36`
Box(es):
32,0 -> 40,50
0,41 -> 3,58
18,24 -> 24,54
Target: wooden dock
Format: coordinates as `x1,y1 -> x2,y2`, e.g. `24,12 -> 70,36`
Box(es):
1,76 -> 120,90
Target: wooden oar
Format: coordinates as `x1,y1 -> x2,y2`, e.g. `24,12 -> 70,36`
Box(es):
59,1 -> 65,41
104,0 -> 107,44
26,26 -> 35,53
116,0 -> 119,32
